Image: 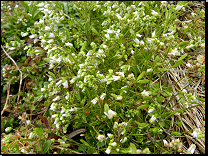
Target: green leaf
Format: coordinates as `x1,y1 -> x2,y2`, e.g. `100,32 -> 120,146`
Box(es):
177,110 -> 183,114
176,122 -> 182,126
138,79 -> 149,84
137,105 -> 149,110
180,97 -> 184,104
129,143 -> 137,154
68,18 -> 74,29
87,148 -> 96,154
161,91 -> 172,97
178,90 -> 183,99
172,132 -> 181,136
90,90 -> 97,97
48,71 -> 56,79
196,97 -> 205,102
43,140 -> 51,154
92,27 -> 99,36
80,139 -> 91,147
35,128 -> 44,136
137,71 -> 145,81
143,96 -> 152,100
43,58 -> 51,63
120,149 -> 130,154
176,41 -> 189,48
20,1 -> 29,11
76,92 -> 81,102
160,68 -> 168,72
156,62 -> 164,66
81,41 -> 87,51
104,103 -> 109,113
177,54 -> 187,62
135,121 -> 149,128
64,27 -> 71,38
126,118 -> 132,133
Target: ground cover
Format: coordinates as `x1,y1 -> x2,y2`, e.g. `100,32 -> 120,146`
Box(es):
1,1 -> 205,154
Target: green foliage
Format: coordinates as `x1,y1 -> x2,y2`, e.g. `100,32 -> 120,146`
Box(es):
1,1 -> 205,154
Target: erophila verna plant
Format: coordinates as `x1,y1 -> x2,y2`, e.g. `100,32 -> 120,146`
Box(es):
1,1 -> 205,154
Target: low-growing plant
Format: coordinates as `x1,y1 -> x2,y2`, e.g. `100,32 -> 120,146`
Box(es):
1,1 -> 205,154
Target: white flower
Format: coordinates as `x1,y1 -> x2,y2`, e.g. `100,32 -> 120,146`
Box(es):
105,34 -> 110,39
131,50 -> 134,55
97,134 -> 105,142
100,93 -> 106,100
21,149 -> 25,153
51,114 -> 57,118
22,32 -> 28,37
107,29 -> 114,34
56,80 -> 62,86
45,26 -> 50,31
48,33 -> 55,38
120,137 -> 127,143
107,133 -> 113,138
53,96 -> 60,101
103,44 -> 108,49
150,115 -> 157,123
104,109 -> 116,119
111,142 -> 117,147
187,144 -> 196,154
151,10 -> 159,16
163,140 -> 168,147
186,63 -> 192,68
56,123 -> 60,128
112,75 -> 120,81
116,72 -> 124,78
15,4 -> 19,8
175,5 -> 183,11
48,77 -> 53,81
134,38 -> 140,44
70,77 -> 76,84
182,89 -> 187,94
141,90 -> 149,97
9,47 -> 15,50
192,128 -> 201,138
29,34 -> 36,38
65,42 -> 73,47
152,31 -> 156,37
5,127 -> 12,133
69,107 -> 74,112
37,2 -> 44,7
29,132 -> 35,139
148,109 -> 154,114
184,102 -> 189,108
128,148 -> 132,154
91,98 -> 98,105
105,148 -> 111,154
62,81 -> 68,88
169,48 -> 180,56
136,34 -> 142,37
116,13 -> 122,19
50,103 -> 56,111
116,95 -> 122,101
147,68 -> 153,72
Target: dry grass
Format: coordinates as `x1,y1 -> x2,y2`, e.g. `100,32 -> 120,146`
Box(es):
159,50 -> 205,153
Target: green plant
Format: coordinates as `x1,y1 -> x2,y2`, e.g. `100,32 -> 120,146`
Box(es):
1,1 -> 205,154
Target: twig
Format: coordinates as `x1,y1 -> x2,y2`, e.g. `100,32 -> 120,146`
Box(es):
1,77 -> 11,116
1,45 -> 22,104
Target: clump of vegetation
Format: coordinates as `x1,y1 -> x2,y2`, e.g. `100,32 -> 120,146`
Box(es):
1,1 -> 205,154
